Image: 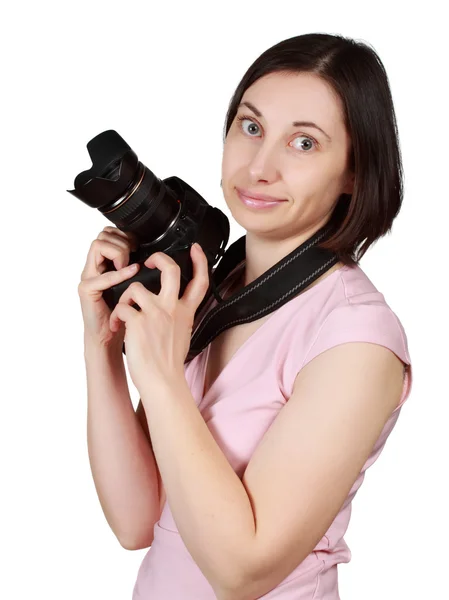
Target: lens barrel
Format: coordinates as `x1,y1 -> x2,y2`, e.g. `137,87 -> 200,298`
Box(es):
67,130 -> 181,242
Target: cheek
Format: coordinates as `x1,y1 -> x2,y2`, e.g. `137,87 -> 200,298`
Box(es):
289,158 -> 333,188
221,144 -> 242,181
282,165 -> 315,192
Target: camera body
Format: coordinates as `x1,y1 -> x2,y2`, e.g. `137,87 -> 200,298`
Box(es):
102,175 -> 228,312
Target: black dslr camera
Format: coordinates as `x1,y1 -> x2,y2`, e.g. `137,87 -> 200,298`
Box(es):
67,130 -> 230,314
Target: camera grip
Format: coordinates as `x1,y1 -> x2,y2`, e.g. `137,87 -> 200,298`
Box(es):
102,246 -> 195,312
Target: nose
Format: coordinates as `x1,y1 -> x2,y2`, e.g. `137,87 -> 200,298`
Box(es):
248,142 -> 281,184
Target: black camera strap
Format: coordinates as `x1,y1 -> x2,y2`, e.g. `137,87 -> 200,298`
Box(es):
186,223 -> 340,362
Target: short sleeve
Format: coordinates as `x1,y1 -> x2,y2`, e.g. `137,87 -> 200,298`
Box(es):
299,303 -> 413,413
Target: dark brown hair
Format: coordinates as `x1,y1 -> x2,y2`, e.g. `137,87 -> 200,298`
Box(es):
222,33 -> 404,266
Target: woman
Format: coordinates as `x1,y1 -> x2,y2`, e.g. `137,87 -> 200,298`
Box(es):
81,33 -> 413,599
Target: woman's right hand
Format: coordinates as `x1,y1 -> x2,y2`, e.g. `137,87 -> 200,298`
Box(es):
78,226 -> 141,349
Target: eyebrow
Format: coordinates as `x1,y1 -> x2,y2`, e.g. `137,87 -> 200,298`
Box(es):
237,101 -> 332,142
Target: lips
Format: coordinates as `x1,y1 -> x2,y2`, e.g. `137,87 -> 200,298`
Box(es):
237,189 -> 287,210
236,187 -> 287,203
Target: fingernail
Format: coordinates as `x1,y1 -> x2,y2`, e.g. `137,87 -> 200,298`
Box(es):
128,263 -> 139,270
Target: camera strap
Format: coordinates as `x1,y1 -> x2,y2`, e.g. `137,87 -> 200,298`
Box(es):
186,223 -> 340,363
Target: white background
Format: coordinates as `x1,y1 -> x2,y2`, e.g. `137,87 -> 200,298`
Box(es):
1,1 -> 446,598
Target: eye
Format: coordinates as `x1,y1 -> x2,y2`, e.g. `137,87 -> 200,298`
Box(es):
235,115 -> 318,153
236,115 -> 261,137
291,136 -> 316,152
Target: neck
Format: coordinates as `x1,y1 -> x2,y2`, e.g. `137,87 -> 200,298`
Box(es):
241,223 -> 336,287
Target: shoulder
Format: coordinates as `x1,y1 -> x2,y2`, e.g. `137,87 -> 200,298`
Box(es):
303,264 -> 411,363
279,264 -> 413,407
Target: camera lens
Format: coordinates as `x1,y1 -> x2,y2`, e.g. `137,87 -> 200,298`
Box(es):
103,162 -> 181,242
67,130 -> 181,243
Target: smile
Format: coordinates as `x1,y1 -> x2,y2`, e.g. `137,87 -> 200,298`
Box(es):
237,189 -> 287,210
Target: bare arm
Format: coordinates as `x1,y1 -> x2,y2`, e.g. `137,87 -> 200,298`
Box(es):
84,340 -> 164,549
135,398 -> 167,517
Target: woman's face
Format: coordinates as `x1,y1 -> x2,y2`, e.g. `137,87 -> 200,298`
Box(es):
221,71 -> 354,240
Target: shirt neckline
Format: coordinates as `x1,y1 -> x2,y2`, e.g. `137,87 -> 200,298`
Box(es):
198,263 -> 350,401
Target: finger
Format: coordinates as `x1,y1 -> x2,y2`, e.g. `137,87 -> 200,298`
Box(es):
97,232 -> 133,269
109,302 -> 140,333
90,239 -> 131,275
98,231 -> 131,249
81,239 -> 135,280
79,261 -> 140,296
102,226 -> 139,249
144,252 -> 181,310
181,244 -> 210,311
115,281 -> 155,314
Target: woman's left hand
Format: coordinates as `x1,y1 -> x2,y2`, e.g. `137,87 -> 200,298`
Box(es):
109,243 -> 209,393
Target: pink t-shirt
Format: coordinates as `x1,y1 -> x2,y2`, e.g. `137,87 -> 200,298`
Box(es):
132,261 -> 413,599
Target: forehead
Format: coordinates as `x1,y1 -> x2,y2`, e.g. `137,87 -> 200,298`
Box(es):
240,72 -> 345,133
